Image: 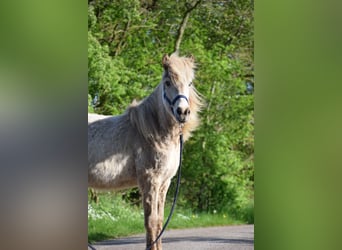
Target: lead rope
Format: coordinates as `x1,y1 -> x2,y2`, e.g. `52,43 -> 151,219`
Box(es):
88,130 -> 184,250
88,243 -> 96,250
146,129 -> 184,250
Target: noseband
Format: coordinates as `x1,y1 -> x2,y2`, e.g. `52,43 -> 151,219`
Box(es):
163,91 -> 189,109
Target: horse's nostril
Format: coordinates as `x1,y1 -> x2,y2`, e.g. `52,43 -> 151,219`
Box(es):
176,107 -> 182,115
186,109 -> 190,115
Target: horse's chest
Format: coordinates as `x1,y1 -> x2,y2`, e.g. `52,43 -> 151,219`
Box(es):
141,146 -> 179,179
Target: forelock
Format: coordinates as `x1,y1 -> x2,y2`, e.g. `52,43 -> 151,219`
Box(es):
165,54 -> 195,83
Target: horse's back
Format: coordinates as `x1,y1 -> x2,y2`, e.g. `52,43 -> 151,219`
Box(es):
88,113 -> 138,189
88,113 -> 109,124
88,113 -> 128,158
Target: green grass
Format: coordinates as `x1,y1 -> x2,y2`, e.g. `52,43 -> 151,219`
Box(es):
88,193 -> 145,242
88,193 -> 251,243
163,207 -> 241,229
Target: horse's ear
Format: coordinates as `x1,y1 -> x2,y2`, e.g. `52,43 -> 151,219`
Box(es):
162,54 -> 170,69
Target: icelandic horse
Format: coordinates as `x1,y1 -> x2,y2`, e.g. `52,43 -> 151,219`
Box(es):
88,53 -> 202,250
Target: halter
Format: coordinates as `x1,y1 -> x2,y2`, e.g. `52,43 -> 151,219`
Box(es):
163,91 -> 189,108
163,80 -> 190,115
162,70 -> 191,111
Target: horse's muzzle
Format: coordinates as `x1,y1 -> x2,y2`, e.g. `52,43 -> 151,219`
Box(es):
175,107 -> 190,123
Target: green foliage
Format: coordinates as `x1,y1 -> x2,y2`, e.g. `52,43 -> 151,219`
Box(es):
88,192 -> 244,242
88,0 -> 254,221
88,192 -> 144,242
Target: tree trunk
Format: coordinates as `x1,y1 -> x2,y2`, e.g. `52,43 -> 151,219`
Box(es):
174,0 -> 202,53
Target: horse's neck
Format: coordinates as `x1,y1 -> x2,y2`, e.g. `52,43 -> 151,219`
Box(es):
141,85 -> 179,143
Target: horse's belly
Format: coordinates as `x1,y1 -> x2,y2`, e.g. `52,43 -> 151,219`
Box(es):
88,156 -> 137,190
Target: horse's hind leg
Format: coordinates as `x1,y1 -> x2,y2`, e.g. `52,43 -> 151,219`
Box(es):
141,180 -> 161,250
89,188 -> 99,203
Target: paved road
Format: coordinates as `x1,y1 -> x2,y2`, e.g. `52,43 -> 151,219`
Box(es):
89,225 -> 254,250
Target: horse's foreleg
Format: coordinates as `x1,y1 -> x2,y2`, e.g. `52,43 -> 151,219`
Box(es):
156,179 -> 171,250
142,181 -> 160,250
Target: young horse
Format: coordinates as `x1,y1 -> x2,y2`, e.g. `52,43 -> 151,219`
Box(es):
88,53 -> 202,250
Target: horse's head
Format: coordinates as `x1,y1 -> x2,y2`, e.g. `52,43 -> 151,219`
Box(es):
161,54 -> 195,123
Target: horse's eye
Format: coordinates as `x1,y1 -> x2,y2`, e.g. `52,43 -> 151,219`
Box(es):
189,82 -> 193,87
165,80 -> 171,87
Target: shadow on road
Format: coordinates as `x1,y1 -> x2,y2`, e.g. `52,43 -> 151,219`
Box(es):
97,236 -> 253,246
91,225 -> 254,250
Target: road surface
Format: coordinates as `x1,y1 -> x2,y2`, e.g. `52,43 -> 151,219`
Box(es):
89,224 -> 254,250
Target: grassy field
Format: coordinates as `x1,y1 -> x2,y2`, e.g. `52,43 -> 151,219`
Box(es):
88,192 -> 252,243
